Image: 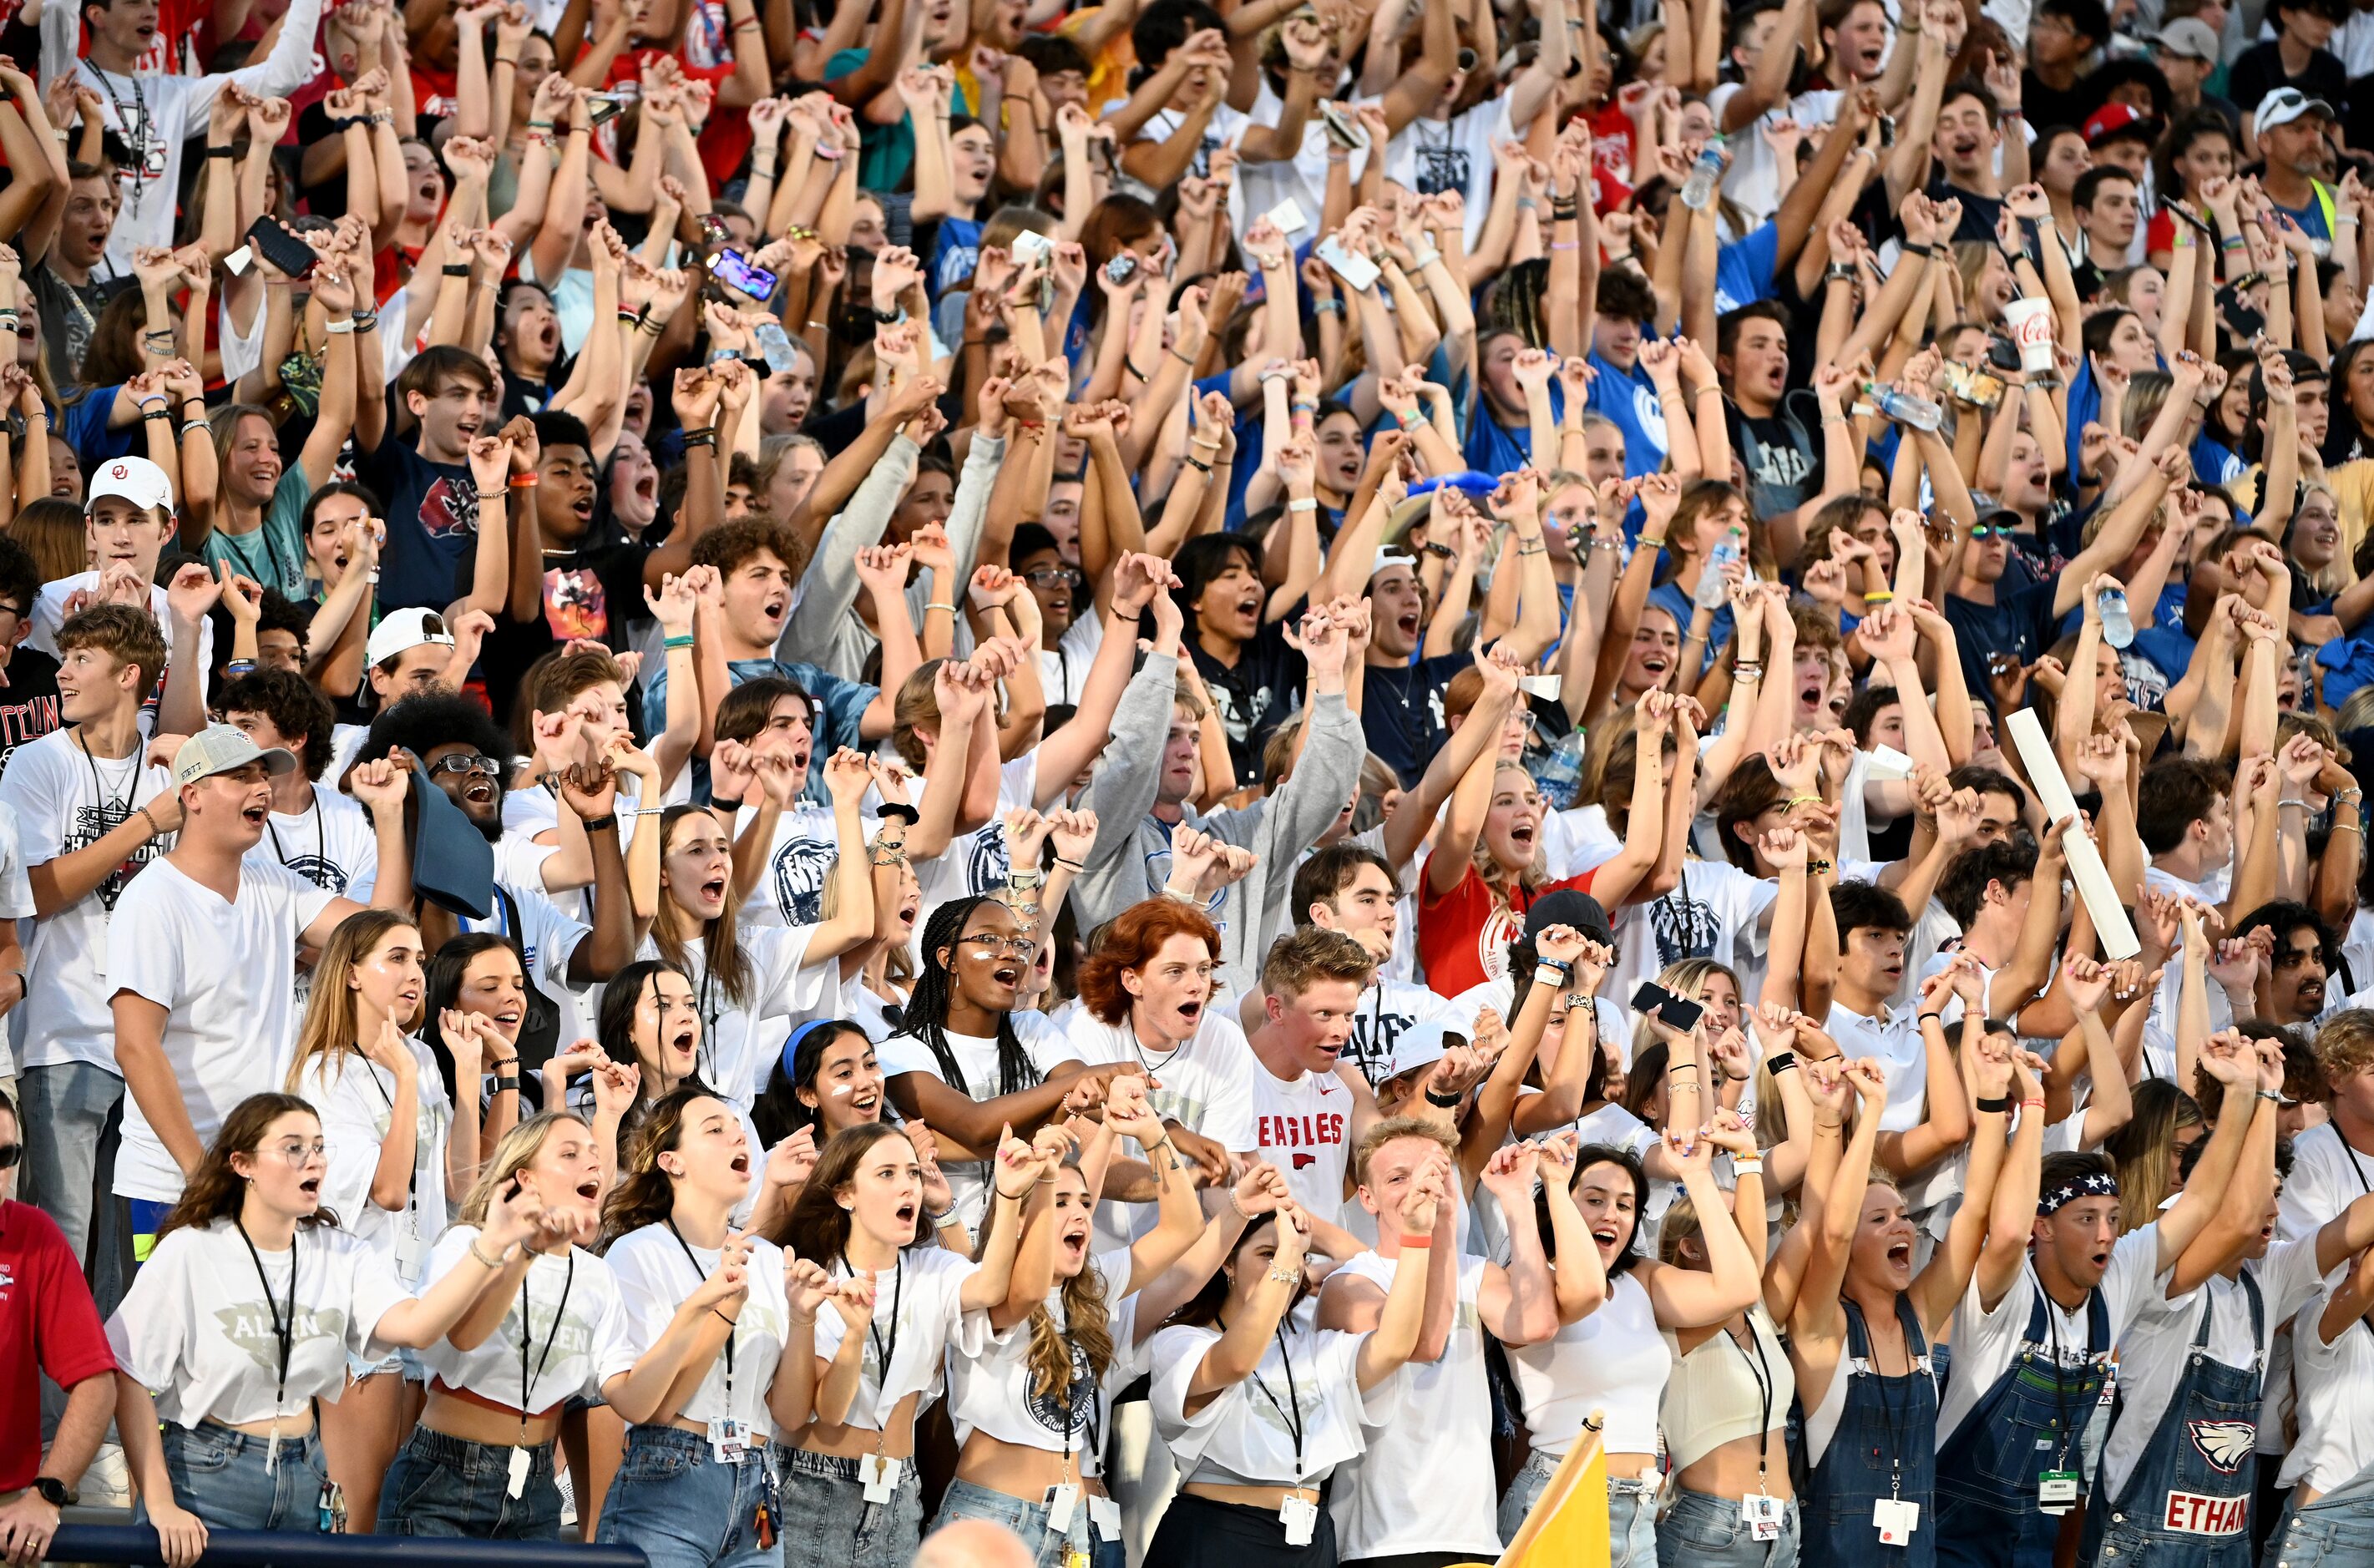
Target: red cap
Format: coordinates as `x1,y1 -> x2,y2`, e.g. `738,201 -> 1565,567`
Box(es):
2083,103 -> 2163,146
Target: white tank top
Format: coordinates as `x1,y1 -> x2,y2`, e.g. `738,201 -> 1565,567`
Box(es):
1511,1270 -> 1671,1457
1661,1307 -> 1789,1473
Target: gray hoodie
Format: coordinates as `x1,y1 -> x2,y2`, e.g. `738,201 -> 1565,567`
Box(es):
1072,655 -> 1365,995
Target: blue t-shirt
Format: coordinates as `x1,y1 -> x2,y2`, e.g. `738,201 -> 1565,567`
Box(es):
927,216 -> 982,301
62,385 -> 138,471
1713,223 -> 1780,314
1650,579 -> 1731,675
1463,382 -> 1563,474
1585,352 -> 1669,479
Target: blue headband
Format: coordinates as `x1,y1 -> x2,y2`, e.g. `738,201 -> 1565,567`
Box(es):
781,1019 -> 841,1081
2038,1170 -> 2120,1216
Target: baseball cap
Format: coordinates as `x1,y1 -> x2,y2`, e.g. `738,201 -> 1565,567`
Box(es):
365,607 -> 456,670
2256,86 -> 2336,134
172,723 -> 296,789
2152,18 -> 2220,60
85,455 -> 174,516
2083,103 -> 2162,148
1382,1019 -> 1464,1083
1525,888 -> 1615,946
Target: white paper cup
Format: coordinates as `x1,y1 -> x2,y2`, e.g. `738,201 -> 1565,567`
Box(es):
2003,296 -> 2057,375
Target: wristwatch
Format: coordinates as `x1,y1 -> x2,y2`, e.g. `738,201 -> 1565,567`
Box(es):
33,1477 -> 73,1507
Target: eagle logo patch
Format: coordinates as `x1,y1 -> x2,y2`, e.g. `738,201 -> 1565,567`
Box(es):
2187,1419 -> 2256,1474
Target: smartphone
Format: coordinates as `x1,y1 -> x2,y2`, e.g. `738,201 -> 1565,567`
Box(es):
1266,197 -> 1309,236
1103,252 -> 1139,286
245,216 -> 319,279
753,319 -> 797,374
1317,100 -> 1366,151
1315,235 -> 1380,293
1630,981 -> 1704,1031
1987,333 -> 2022,373
1878,114 -> 1896,147
712,247 -> 780,300
588,94 -> 622,127
1631,981 -> 1670,1014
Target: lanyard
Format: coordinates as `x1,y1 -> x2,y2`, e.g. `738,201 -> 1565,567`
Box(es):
2344,1138 -> 2372,1196
2041,1280 -> 2084,1468
235,1222 -> 297,1428
362,1054 -> 419,1211
667,1220 -> 734,1404
266,792 -> 327,885
863,1257 -> 904,1410
696,959 -> 721,1087
518,1251 -> 576,1439
1245,1324 -> 1305,1485
1861,1298 -> 1909,1500
1728,1316 -> 1774,1495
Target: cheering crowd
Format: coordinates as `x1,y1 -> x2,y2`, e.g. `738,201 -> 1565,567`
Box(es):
16,0 -> 2374,1562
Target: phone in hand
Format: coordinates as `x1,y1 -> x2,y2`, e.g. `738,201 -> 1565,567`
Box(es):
588,94 -> 623,128
1630,981 -> 1703,1031
712,248 -> 779,300
245,216 -> 320,279
1315,235 -> 1379,293
1103,252 -> 1140,286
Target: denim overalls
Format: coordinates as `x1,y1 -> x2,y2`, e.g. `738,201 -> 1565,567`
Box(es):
2083,1272 -> 2261,1568
1935,1270 -> 2112,1568
1805,1292 -> 1938,1568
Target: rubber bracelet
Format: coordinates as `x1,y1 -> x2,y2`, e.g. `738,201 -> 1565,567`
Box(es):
1975,1093 -> 2011,1113
580,813 -> 619,833
1423,1087 -> 1463,1108
136,803 -> 163,836
926,602 -> 957,613
2258,1090 -> 2285,1103
443,264 -> 471,277
664,635 -> 696,650
509,473 -> 539,488
1398,1234 -> 1432,1248
1288,497 -> 1319,512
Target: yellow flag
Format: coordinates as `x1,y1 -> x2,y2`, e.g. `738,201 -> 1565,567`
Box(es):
1448,1421 -> 1612,1568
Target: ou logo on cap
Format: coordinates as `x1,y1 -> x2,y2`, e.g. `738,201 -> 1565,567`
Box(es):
111,464 -> 129,478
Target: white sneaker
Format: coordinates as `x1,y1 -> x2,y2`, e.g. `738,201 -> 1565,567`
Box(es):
554,1464 -> 576,1530
80,1441 -> 131,1509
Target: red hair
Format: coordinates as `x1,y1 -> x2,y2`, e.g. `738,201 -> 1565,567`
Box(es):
1076,899 -> 1222,1024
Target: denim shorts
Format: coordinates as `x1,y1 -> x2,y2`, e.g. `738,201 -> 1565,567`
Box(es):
1656,1487 -> 1800,1568
773,1445 -> 922,1568
2260,1487 -> 2374,1568
376,1424 -> 562,1539
595,1424 -> 780,1568
933,1475 -> 1126,1568
140,1423 -> 328,1535
1501,1453 -> 1657,1568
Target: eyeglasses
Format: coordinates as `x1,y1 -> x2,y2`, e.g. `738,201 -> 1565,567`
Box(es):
428,753 -> 504,780
262,1139 -> 327,1165
961,933 -> 1038,959
1022,567 -> 1085,589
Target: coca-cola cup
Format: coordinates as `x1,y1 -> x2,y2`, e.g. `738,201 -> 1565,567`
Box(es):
2003,296 -> 2056,376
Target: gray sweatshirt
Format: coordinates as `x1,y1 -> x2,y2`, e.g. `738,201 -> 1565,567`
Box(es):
775,432 -> 1007,683
1073,663 -> 1365,996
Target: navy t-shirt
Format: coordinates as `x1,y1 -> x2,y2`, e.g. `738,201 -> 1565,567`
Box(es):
1944,581 -> 2060,707
1362,651 -> 1472,788
353,430 -> 478,614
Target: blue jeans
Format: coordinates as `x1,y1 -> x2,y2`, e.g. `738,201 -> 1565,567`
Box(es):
2258,1485 -> 2374,1568
139,1423 -> 326,1535
1499,1452 -> 1656,1568
1657,1488 -> 1801,1568
19,1061 -> 129,1314
934,1476 -> 1126,1568
595,1425 -> 780,1568
773,1446 -> 921,1568
377,1424 -> 562,1539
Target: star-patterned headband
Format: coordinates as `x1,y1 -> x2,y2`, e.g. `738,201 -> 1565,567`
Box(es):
2039,1171 -> 2120,1216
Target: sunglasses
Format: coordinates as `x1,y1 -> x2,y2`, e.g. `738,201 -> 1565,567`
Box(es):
1968,525 -> 2012,539
0,1141 -> 17,1171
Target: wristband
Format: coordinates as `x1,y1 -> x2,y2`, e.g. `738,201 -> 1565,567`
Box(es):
1861,589 -> 1893,604
1288,497 -> 1319,512
509,473 -> 539,488
1918,1010 -> 1946,1025
710,796 -> 744,812
2020,1097 -> 2046,1109
663,635 -> 696,652
225,658 -> 256,676
1637,535 -> 1667,550
181,419 -> 208,438
325,316 -> 357,334
924,1203 -> 957,1224
925,601 -> 957,614
2258,1090 -> 2285,1103
468,1238 -> 509,1268
1184,455 -> 1212,473
443,263 -> 472,277
1313,296 -> 1344,315
1535,965 -> 1572,986
580,812 -> 619,834
1423,1086 -> 1463,1108
1055,857 -> 1086,872
1784,794 -> 1823,809
1398,1233 -> 1432,1249
352,311 -> 377,333
1766,1050 -> 1795,1073
142,407 -> 172,422
1396,407 -> 1425,427
1975,1093 -> 2011,1113
1733,1157 -> 1763,1175
494,1073 -> 520,1092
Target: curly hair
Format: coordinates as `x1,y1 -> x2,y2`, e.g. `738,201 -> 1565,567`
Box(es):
1075,899 -> 1222,1025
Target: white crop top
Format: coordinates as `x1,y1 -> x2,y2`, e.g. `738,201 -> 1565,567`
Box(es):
947,1245 -> 1134,1473
607,1224 -> 792,1437
1660,1307 -> 1789,1473
1510,1270 -> 1671,1458
809,1247 -> 986,1432
415,1229 -> 635,1413
1148,1323 -> 1399,1488
108,1219 -> 412,1429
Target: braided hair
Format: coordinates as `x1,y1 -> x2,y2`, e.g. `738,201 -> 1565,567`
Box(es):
893,895 -> 1040,1099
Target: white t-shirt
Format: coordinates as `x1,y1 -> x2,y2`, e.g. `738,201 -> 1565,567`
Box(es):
2277,1121 -> 2374,1242
1380,99 -> 1510,247
809,1247 -> 985,1429
736,802 -> 843,928
0,802 -> 37,1072
2282,1272 -> 2374,1494
1037,615 -> 1104,709
912,753 -> 1039,943
1936,1234 -> 2171,1446
1703,83 -> 1847,230
1149,1321 -> 1394,1488
2101,1241 -> 2329,1499
607,1224 -> 792,1439
1,727 -> 170,1074
415,1229 -> 636,1409
875,1020 -> 1081,1227
636,923 -> 833,1108
108,1217 -> 410,1428
463,875 -> 592,1034
1251,1058 -> 1357,1227
1607,859 -> 1779,1014
109,858 -> 336,1204
293,1040 -> 452,1284
1345,976 -> 1460,1088
28,576 -> 214,716
1326,1251 -> 1500,1560
1233,79 -> 1350,235
947,1244 -> 1134,1474
1063,1008 -> 1258,1154
244,787 -> 380,900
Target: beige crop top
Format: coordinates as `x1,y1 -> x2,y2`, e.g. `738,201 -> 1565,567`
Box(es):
1659,1306 -> 1789,1474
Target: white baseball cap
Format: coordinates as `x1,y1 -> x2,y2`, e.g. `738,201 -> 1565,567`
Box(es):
172,723 -> 297,789
365,607 -> 456,669
85,455 -> 174,517
2256,86 -> 2335,134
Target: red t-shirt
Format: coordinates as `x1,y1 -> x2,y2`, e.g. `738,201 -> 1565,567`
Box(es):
1417,859 -> 1600,999
0,1201 -> 114,1492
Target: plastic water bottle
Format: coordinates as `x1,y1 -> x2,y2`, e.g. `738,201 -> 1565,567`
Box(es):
1533,727 -> 1587,811
2097,584 -> 2134,650
1864,381 -> 1943,432
1696,524 -> 1745,608
1679,137 -> 1726,210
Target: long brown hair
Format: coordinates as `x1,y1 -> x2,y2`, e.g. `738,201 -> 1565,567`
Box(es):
776,1123 -> 911,1257
599,1085 -> 716,1245
651,805 -> 754,1008
154,1093 -> 339,1242
285,910 -> 423,1094
1021,1167 -> 1115,1405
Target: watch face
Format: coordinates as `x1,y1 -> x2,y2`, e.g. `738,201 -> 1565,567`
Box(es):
33,1478 -> 70,1506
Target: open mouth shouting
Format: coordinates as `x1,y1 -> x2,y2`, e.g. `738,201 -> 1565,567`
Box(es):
1591,1223 -> 1622,1257
1885,1237 -> 1913,1273
986,957 -> 1024,998
299,1172 -> 322,1201
575,1176 -> 603,1205
848,1083 -> 882,1116
729,1151 -> 751,1176
898,893 -> 920,928
1059,1216 -> 1091,1267
893,1196 -> 919,1237
666,1022 -> 699,1072
762,589 -> 789,630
